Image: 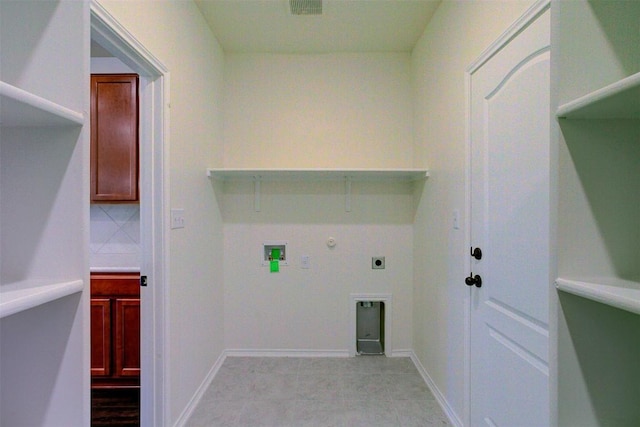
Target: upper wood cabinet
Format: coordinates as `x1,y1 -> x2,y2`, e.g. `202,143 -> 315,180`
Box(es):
91,74 -> 139,202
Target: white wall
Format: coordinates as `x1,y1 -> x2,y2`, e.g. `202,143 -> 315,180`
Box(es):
411,0 -> 536,423
223,53 -> 413,168
221,52 -> 416,353
222,179 -> 415,353
95,2 -> 225,424
91,56 -> 135,73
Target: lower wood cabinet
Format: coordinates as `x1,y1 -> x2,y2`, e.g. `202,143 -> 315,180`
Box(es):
91,273 -> 140,388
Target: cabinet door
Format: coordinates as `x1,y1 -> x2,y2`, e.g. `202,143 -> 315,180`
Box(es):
91,74 -> 139,202
114,298 -> 140,377
91,299 -> 112,377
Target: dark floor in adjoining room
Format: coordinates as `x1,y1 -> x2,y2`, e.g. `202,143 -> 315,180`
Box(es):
91,388 -> 140,427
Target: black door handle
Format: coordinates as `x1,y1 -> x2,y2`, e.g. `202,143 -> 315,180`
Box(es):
465,274 -> 482,288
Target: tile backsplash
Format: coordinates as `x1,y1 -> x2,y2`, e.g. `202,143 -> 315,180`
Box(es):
90,204 -> 140,270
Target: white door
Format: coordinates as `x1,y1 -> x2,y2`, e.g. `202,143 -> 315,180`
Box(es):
468,5 -> 550,426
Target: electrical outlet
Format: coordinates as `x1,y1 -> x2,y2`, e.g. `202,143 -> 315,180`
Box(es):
171,209 -> 185,229
372,257 -> 385,269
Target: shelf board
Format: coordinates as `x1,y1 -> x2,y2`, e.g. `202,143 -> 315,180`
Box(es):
556,277 -> 640,315
556,72 -> 640,119
207,168 -> 430,181
0,81 -> 85,127
0,279 -> 84,319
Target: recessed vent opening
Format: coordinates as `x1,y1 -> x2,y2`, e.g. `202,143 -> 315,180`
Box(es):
356,301 -> 385,355
289,0 -> 322,15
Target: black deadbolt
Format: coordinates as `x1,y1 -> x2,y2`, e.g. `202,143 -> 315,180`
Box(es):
471,247 -> 482,260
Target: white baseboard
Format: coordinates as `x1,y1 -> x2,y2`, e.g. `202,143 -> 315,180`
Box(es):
224,348 -> 350,358
172,351 -> 227,427
389,348 -> 413,357
409,350 -> 464,427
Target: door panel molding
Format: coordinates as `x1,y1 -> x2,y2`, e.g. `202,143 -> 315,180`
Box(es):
464,1 -> 551,425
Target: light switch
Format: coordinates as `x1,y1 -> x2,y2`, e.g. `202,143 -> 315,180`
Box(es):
171,209 -> 185,229
452,209 -> 460,230
301,255 -> 310,269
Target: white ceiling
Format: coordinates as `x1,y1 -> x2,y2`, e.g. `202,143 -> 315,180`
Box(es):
195,0 -> 442,53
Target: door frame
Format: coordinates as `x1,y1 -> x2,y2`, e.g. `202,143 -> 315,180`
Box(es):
90,2 -> 170,425
463,1 -> 551,425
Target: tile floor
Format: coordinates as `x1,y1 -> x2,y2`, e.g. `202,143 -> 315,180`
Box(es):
186,356 -> 451,427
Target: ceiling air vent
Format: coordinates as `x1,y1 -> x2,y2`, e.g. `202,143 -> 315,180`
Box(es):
289,0 -> 322,15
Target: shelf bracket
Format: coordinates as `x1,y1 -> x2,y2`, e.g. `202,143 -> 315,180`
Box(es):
254,177 -> 261,212
345,176 -> 352,212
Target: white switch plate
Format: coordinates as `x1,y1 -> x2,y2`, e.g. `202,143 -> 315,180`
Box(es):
301,255 -> 310,269
452,209 -> 460,230
171,209 -> 185,229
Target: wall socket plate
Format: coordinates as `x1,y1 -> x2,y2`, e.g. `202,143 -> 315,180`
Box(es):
372,257 -> 385,269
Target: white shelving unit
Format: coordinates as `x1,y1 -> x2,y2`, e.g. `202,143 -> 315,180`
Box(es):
0,279 -> 85,319
553,1 -> 640,425
0,81 -> 85,127
556,277 -> 640,316
556,72 -> 640,119
207,168 -> 429,181
1,1 -> 89,425
208,168 -> 429,212
555,70 -> 640,316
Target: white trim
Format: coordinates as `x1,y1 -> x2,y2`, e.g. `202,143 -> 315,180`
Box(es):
388,349 -> 414,358
90,2 -> 168,77
410,351 -> 464,427
464,1 -> 551,425
466,0 -> 551,75
172,352 -> 227,427
463,34 -> 474,427
224,349 -> 350,358
349,293 -> 392,357
90,2 -> 170,425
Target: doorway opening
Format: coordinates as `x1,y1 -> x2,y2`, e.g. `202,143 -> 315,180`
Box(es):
90,3 -> 169,425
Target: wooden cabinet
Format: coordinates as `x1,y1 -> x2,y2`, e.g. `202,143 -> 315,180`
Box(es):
91,298 -> 112,377
91,273 -> 140,388
91,74 -> 139,202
